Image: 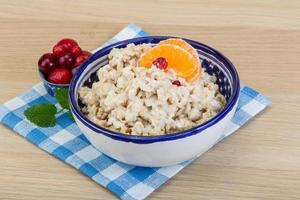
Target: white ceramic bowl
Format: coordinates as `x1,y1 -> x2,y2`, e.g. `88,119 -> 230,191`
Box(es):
69,36 -> 240,167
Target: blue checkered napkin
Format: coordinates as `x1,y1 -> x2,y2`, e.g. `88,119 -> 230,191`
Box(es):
0,24 -> 271,200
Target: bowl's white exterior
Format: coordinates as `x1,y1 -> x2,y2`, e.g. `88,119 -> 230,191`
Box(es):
73,101 -> 238,167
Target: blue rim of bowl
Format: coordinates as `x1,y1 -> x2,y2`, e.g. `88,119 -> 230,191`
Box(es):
69,36 -> 240,144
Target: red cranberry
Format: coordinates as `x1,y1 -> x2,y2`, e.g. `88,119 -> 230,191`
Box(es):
172,80 -> 181,86
53,44 -> 66,57
153,57 -> 168,70
38,53 -> 57,75
74,51 -> 92,67
48,68 -> 72,84
71,46 -> 82,57
81,50 -> 92,56
57,38 -> 78,51
58,52 -> 75,68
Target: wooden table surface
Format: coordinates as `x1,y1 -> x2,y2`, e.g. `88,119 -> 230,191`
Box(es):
1,1 -> 300,199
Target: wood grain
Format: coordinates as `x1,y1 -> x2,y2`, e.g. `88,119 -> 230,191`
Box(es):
0,1 -> 300,199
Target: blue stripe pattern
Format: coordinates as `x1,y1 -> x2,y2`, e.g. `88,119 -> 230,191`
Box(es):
0,24 -> 271,200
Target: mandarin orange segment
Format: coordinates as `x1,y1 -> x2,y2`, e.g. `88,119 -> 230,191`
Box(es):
158,38 -> 200,66
186,66 -> 201,82
139,44 -> 198,79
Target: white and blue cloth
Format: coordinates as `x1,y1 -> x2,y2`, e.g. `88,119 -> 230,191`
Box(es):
0,24 -> 271,200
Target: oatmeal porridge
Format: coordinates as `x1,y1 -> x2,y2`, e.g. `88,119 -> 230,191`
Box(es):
79,41 -> 226,136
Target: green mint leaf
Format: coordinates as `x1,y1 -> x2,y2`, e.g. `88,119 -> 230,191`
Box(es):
55,88 -> 70,110
55,88 -> 74,121
24,103 -> 57,127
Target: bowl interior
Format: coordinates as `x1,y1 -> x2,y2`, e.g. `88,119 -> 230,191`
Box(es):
69,36 -> 239,143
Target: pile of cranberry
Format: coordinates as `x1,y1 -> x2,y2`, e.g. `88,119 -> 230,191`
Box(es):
38,38 -> 91,84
